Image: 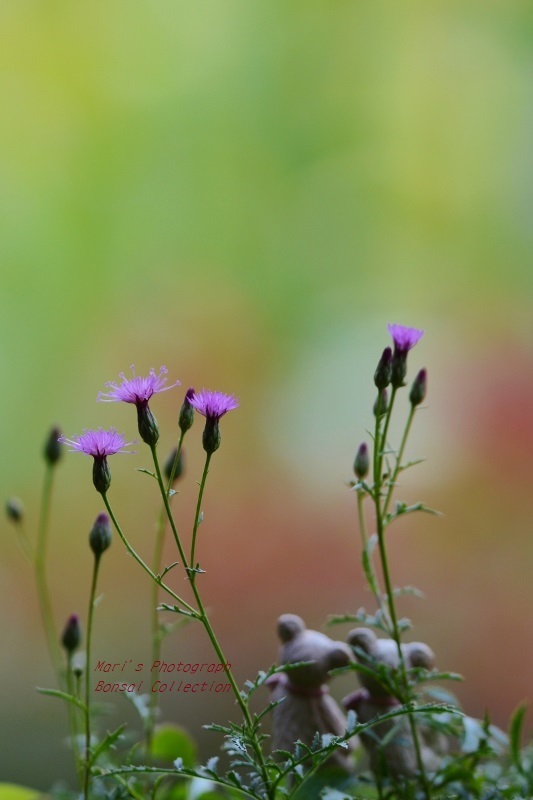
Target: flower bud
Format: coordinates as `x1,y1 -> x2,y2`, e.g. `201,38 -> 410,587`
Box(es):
202,418 -> 221,455
44,426 -> 63,466
409,368 -> 427,407
164,447 -> 185,483
391,351 -> 408,388
374,347 -> 392,391
136,402 -> 159,447
373,389 -> 389,417
89,512 -> 112,557
5,497 -> 24,523
92,457 -> 111,495
178,388 -> 195,434
353,443 -> 369,480
72,652 -> 86,678
61,613 -> 81,654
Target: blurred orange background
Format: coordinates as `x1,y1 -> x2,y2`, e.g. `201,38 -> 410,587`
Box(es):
0,0 -> 532,789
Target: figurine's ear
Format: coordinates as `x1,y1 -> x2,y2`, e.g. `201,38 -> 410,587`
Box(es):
347,627 -> 377,655
328,643 -> 352,670
406,642 -> 435,670
277,614 -> 306,642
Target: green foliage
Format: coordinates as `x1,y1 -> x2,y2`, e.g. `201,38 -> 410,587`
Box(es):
150,725 -> 197,767
0,787 -> 44,800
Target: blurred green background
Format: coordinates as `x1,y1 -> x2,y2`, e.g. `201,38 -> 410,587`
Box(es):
1,0 -> 532,789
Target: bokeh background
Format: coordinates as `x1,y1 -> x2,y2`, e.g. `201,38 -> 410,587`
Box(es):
1,0 -> 532,789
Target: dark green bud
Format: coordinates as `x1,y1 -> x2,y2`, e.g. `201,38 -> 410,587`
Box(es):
373,388 -> 389,417
5,497 -> 24,523
44,426 -> 63,466
136,402 -> 159,447
178,388 -> 195,434
89,512 -> 112,556
374,347 -> 392,391
202,418 -> 220,455
164,447 -> 185,483
409,368 -> 427,407
61,613 -> 81,654
391,350 -> 408,388
92,458 -> 111,495
353,443 -> 369,480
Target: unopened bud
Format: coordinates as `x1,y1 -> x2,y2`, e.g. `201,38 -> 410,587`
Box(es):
136,402 -> 159,447
89,512 -> 112,557
409,368 -> 427,407
44,426 -> 63,466
72,652 -> 86,678
61,613 -> 81,654
373,389 -> 389,417
202,418 -> 221,455
178,388 -> 195,434
374,347 -> 392,391
5,497 -> 24,523
92,458 -> 111,495
353,443 -> 369,480
164,447 -> 185,483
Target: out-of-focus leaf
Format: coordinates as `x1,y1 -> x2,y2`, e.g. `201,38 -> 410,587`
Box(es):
151,723 -> 197,766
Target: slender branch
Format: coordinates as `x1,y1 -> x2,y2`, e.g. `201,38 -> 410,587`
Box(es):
35,465 -> 62,678
383,404 -> 416,520
84,554 -> 101,800
190,453 -> 211,566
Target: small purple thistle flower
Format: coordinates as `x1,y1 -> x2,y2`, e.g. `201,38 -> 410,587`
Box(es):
189,389 -> 239,421
97,365 -> 180,405
59,428 -> 134,494
59,428 -> 134,458
189,389 -> 239,455
387,323 -> 424,354
387,323 -> 424,388
98,366 -> 179,448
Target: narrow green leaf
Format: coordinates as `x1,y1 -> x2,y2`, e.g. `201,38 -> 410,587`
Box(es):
137,468 -> 156,479
89,724 -> 126,767
36,687 -> 86,712
509,703 -> 528,769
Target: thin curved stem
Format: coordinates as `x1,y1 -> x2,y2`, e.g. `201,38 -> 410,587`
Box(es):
151,447 -> 273,799
190,453 -> 211,566
382,404 -> 416,520
66,654 -> 83,790
84,554 -> 101,800
35,465 -> 62,679
149,445 -> 190,573
101,494 -> 196,616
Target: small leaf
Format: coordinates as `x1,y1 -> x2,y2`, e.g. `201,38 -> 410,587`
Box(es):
89,724 -> 126,767
137,468 -> 156,479
160,561 -> 180,579
151,724 -> 197,766
36,687 -> 86,712
509,703 -> 528,769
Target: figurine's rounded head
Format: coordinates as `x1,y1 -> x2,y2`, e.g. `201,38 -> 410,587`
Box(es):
277,614 -> 351,688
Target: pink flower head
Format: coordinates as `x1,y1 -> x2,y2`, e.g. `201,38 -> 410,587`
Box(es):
189,389 -> 239,421
97,366 -> 180,406
387,323 -> 424,354
59,428 -> 134,459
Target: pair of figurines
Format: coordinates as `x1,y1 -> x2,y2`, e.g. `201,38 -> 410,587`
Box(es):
266,614 -> 459,778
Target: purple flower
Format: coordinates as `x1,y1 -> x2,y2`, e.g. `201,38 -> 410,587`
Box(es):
59,428 -> 134,493
387,323 -> 424,354
59,428 -> 134,458
189,390 -> 239,455
189,389 -> 239,421
387,324 -> 425,388
97,366 -> 180,405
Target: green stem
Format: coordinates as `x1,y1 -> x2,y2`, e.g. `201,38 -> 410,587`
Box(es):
66,655 -> 83,790
84,554 -> 101,800
382,404 -> 416,520
150,445 -> 191,574
101,494 -> 196,617
372,397 -> 431,800
357,490 -> 384,617
190,453 -> 211,566
148,431 -> 186,753
378,386 -> 397,484
151,447 -> 273,799
35,465 -> 62,679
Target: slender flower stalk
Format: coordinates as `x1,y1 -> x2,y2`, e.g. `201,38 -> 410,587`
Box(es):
35,463 -> 62,678
84,548 -> 102,800
61,614 -> 83,789
367,326 -> 430,798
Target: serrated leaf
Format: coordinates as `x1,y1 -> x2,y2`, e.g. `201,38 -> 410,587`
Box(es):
89,724 -> 126,767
